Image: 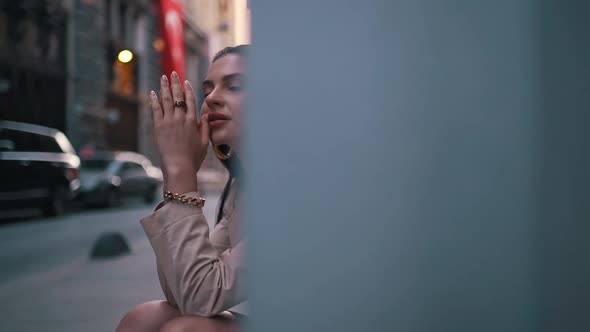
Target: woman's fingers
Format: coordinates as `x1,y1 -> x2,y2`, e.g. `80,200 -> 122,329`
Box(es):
184,79 -> 209,150
159,75 -> 173,119
199,113 -> 210,147
151,74 -> 205,178
170,71 -> 185,118
149,90 -> 163,123
184,80 -> 197,122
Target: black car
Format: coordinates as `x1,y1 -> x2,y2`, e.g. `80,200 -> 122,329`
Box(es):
0,121 -> 81,216
77,150 -> 163,207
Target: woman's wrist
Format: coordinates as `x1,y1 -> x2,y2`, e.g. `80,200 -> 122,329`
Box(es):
163,168 -> 199,194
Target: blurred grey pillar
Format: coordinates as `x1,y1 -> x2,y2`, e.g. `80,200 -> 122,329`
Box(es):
536,1 -> 590,331
246,1 -> 589,331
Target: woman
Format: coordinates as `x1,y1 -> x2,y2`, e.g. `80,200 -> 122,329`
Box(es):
116,45 -> 248,332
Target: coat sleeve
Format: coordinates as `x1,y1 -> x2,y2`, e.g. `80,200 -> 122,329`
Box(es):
140,192 -> 246,317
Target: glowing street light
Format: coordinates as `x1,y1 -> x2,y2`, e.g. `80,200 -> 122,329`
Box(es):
117,49 -> 134,63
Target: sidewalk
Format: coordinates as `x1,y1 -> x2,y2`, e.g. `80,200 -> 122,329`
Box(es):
0,240 -> 161,332
0,194 -> 221,332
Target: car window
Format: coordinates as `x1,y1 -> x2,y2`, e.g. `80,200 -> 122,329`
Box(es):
0,139 -> 15,151
116,162 -> 129,174
0,128 -> 41,152
39,135 -> 63,153
0,128 -> 68,153
120,162 -> 131,171
81,159 -> 112,170
127,162 -> 146,174
118,162 -> 144,175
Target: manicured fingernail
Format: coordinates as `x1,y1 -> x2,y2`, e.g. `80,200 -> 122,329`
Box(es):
150,90 -> 156,97
161,75 -> 168,82
171,71 -> 178,77
185,80 -> 191,89
203,114 -> 208,121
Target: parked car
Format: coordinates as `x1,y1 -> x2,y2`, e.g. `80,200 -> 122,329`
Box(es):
0,121 -> 81,216
77,150 -> 162,207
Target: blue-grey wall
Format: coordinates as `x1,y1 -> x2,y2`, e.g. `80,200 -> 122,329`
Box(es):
246,1 -> 589,331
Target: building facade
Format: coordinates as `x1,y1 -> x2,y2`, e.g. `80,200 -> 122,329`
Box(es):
0,0 -> 69,132
67,0 -> 160,152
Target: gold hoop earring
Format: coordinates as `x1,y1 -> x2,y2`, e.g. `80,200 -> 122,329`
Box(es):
214,145 -> 232,160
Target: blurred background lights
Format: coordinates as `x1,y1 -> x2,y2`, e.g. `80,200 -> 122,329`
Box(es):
117,50 -> 134,63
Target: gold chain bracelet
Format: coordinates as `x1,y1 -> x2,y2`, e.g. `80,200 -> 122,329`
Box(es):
163,191 -> 206,207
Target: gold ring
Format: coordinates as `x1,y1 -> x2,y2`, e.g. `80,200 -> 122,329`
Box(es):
174,100 -> 186,107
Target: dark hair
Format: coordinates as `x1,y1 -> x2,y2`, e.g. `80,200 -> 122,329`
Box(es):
212,45 -> 249,224
215,147 -> 243,225
212,44 -> 249,63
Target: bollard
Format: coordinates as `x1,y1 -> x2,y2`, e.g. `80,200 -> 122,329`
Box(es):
90,231 -> 131,259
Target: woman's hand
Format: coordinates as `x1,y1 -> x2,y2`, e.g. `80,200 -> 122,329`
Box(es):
149,71 -> 210,194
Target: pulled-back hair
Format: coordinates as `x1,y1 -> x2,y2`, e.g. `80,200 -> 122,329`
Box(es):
213,44 -> 249,63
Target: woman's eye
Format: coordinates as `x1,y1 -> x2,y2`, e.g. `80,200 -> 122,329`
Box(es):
228,86 -> 242,92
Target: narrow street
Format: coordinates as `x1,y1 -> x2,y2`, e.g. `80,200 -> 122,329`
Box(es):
0,193 -> 220,332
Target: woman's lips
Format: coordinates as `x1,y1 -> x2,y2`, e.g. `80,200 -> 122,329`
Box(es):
209,119 -> 228,128
207,114 -> 231,128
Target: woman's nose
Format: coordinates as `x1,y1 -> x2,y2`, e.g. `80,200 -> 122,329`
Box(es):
205,89 -> 224,109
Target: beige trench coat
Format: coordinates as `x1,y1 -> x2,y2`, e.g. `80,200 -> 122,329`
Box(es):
140,179 -> 246,317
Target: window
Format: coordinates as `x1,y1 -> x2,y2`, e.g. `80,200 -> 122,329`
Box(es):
81,159 -> 112,170
128,162 -> 145,172
0,129 -> 41,152
0,128 -> 67,153
119,161 -> 146,176
39,135 -> 63,153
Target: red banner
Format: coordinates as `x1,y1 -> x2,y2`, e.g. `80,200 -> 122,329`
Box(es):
158,0 -> 185,82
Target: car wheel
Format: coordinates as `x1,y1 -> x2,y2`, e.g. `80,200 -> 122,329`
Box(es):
42,186 -> 68,217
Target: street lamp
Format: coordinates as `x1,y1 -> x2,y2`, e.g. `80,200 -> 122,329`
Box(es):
113,50 -> 135,95
117,49 -> 134,63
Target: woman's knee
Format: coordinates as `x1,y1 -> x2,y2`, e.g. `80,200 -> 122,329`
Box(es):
116,300 -> 180,332
159,312 -> 239,332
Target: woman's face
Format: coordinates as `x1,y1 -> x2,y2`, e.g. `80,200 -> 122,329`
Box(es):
201,54 -> 246,148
